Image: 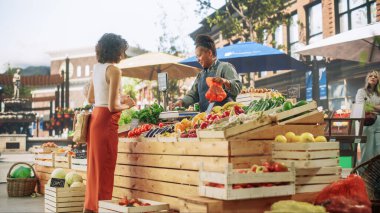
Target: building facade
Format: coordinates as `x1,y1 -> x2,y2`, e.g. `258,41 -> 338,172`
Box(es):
191,0 -> 380,110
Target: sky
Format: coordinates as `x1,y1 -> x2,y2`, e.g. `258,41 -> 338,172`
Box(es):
0,0 -> 223,72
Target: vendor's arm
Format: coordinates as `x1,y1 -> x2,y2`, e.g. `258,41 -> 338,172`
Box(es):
181,74 -> 200,107
220,64 -> 242,96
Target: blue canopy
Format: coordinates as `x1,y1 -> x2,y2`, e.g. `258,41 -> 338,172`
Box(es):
180,42 -> 309,72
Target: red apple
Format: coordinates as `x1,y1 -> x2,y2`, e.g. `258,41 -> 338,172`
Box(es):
273,162 -> 288,172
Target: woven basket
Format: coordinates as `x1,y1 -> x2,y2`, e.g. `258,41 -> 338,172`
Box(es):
7,162 -> 38,197
352,154 -> 380,200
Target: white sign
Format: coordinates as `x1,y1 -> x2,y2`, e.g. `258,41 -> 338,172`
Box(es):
158,72 -> 168,92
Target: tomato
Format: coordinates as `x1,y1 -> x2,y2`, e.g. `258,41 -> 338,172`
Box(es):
158,123 -> 164,128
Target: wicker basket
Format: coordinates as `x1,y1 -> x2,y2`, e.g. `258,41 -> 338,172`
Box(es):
7,162 -> 38,197
352,154 -> 380,201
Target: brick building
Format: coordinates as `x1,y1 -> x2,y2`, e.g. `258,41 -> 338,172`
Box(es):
190,0 -> 380,110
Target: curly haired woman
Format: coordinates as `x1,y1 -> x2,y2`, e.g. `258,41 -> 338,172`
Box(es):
355,70 -> 380,164
85,33 -> 135,212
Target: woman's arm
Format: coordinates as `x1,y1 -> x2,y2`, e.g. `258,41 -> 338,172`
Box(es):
107,65 -> 130,112
87,79 -> 95,104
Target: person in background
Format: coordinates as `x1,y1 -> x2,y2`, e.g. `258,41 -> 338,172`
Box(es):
85,33 -> 135,212
355,70 -> 380,164
174,34 -> 242,112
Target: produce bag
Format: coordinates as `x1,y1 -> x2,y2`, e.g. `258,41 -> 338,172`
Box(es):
11,166 -> 31,179
73,111 -> 91,144
205,77 -> 227,102
314,174 -> 371,213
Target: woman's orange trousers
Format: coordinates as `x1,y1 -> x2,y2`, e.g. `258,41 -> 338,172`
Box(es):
84,107 -> 120,212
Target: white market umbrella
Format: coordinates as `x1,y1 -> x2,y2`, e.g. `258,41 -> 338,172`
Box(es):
296,23 -> 380,63
117,52 -> 200,80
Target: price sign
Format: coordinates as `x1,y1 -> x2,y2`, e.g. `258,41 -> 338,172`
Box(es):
287,84 -> 300,98
50,178 -> 65,188
158,72 -> 168,92
75,152 -> 87,159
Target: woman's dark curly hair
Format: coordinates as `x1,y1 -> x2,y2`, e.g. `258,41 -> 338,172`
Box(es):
195,34 -> 216,56
96,33 -> 129,63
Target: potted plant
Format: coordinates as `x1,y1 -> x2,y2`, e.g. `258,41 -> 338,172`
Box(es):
56,107 -> 63,119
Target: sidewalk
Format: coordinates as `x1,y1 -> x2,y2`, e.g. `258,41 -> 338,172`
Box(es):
0,183 -> 44,212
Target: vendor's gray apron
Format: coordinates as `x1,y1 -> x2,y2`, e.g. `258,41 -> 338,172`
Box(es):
198,62 -> 233,112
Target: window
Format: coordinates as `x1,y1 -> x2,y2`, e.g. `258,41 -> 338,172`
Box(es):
288,13 -> 300,60
76,66 -> 82,77
85,65 -> 90,76
336,0 -> 376,33
306,2 -> 323,44
274,25 -> 284,49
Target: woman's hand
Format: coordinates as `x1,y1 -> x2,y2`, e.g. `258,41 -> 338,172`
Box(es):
121,95 -> 136,108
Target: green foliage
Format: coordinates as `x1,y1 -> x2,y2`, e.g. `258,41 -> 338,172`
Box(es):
2,67 -> 31,98
122,79 -> 139,100
197,0 -> 290,43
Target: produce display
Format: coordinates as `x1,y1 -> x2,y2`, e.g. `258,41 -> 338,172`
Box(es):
10,166 -> 32,179
127,124 -> 153,138
205,77 -> 227,102
48,168 -> 85,188
205,160 -> 289,189
274,132 -> 327,143
42,142 -> 58,148
118,197 -> 151,207
270,200 -> 326,213
119,103 -> 164,126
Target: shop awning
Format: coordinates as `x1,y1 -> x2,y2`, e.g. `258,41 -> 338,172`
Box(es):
296,23 -> 380,63
180,42 -> 310,72
0,74 -> 63,86
118,52 -> 200,80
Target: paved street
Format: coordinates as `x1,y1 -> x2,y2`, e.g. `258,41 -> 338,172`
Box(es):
0,153 -> 44,212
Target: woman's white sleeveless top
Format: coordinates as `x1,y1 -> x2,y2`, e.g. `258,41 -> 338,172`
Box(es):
93,63 -> 121,107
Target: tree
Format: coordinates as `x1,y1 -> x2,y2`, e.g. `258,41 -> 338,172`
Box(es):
122,78 -> 139,100
197,0 -> 290,46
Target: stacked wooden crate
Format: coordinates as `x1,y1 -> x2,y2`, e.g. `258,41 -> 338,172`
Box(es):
54,154 -> 71,169
99,200 -> 169,213
34,153 -> 55,167
71,158 -> 87,172
113,139 -> 272,211
272,142 -> 341,193
44,185 -> 85,213
34,165 -> 87,194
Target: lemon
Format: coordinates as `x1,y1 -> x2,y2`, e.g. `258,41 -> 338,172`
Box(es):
292,135 -> 302,142
275,135 -> 287,143
300,132 -> 315,143
285,132 -> 296,142
315,136 -> 327,142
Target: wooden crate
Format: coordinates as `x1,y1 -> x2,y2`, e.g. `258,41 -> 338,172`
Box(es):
54,154 -> 71,169
272,142 -> 340,168
198,116 -> 272,140
199,163 -> 295,200
98,199 -> 169,213
274,101 -> 318,122
295,166 -> 341,193
71,158 -> 87,172
34,165 -> 87,195
35,153 -> 55,167
44,185 -> 85,213
113,139 -> 272,211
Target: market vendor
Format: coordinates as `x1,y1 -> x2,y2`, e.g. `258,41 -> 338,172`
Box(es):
174,34 -> 242,112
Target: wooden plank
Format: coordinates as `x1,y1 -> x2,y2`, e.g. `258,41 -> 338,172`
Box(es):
296,184 -> 330,193
296,166 -> 341,176
45,194 -> 85,203
275,158 -> 339,168
199,184 -> 295,200
116,153 -> 229,172
296,175 -> 341,185
118,141 -> 230,156
229,156 -> 272,169
280,110 -> 324,124
272,150 -> 339,160
113,176 -> 198,198
230,140 -> 272,156
45,189 -> 85,198
71,158 -> 87,164
45,199 -> 83,208
230,124 -> 325,141
55,161 -> 70,169
35,160 -> 54,167
114,164 -> 198,185
273,142 -> 340,151
98,208 -> 119,213
71,164 -> 87,172
45,204 -> 83,213
99,199 -> 169,213
113,187 -> 182,211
